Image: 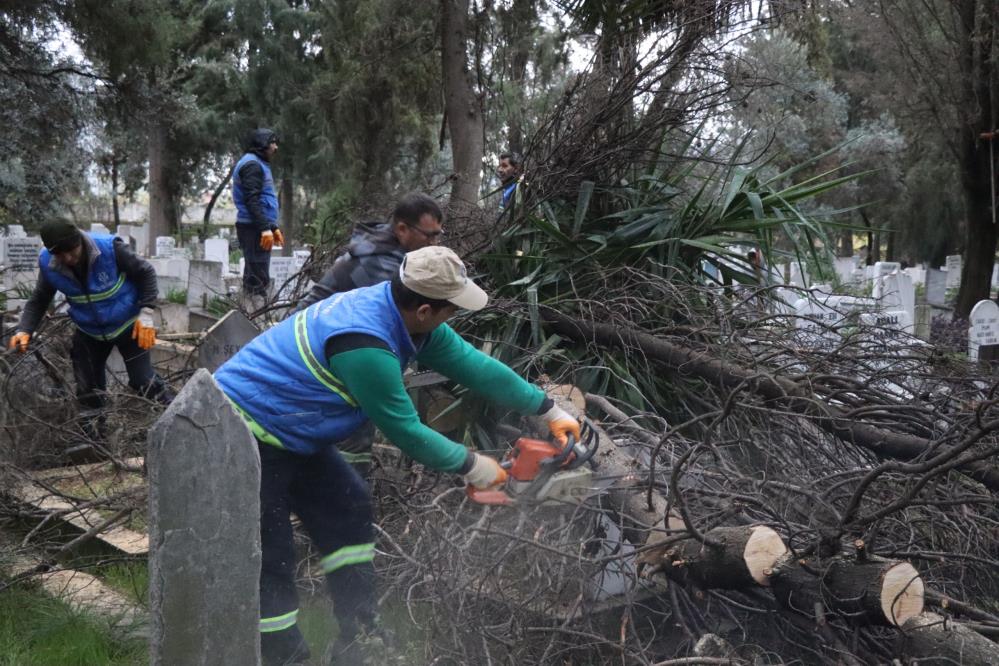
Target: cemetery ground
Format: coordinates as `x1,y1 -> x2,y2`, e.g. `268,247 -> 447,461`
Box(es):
3,257 -> 999,664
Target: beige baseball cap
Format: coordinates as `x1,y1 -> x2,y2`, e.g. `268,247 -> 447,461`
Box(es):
399,246 -> 488,311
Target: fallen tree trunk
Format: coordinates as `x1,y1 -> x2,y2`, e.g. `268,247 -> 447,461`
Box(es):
541,308 -> 999,492
898,613 -> 999,665
768,553 -> 924,627
639,525 -> 787,590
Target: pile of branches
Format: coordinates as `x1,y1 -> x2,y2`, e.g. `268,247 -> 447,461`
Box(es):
364,274 -> 999,664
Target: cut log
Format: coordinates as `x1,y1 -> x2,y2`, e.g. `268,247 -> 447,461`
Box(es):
648,525 -> 787,590
769,555 -> 924,627
898,613 -> 999,665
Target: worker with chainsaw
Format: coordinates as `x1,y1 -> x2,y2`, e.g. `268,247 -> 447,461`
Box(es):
8,221 -> 171,442
214,245 -> 580,665
293,192 -> 445,474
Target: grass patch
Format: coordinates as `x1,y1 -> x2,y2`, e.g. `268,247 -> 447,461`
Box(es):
100,561 -> 149,608
0,584 -> 147,666
166,288 -> 187,305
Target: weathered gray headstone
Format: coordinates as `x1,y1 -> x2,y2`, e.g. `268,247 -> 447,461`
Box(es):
945,254 -> 962,289
968,300 -> 999,362
925,268 -> 947,306
187,260 -> 225,309
205,238 -> 229,268
197,310 -> 261,372
3,237 -> 42,270
148,369 -> 261,666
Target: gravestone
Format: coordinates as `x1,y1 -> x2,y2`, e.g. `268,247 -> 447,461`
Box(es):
187,260 -> 224,309
874,272 -> 915,332
3,237 -> 42,270
905,266 -> 925,287
269,256 -> 297,299
155,237 -> 176,258
157,302 -> 189,334
925,268 -> 947,306
834,257 -> 857,285
4,224 -> 26,238
148,369 -> 261,666
130,224 -> 150,257
945,255 -> 962,289
968,300 -> 999,362
197,310 -> 261,372
914,304 -> 931,341
205,238 -> 229,268
874,261 -> 900,277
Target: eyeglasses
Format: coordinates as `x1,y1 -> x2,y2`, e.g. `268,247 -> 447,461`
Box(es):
405,224 -> 444,241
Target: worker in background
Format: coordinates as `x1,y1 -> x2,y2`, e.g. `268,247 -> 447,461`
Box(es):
8,221 -> 171,444
294,192 -> 445,474
233,128 -> 284,305
497,151 -> 523,212
214,246 -> 580,665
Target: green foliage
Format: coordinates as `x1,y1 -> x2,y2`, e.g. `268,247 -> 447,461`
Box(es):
166,288 -> 188,305
0,585 -> 146,666
99,562 -> 149,607
206,295 -> 234,317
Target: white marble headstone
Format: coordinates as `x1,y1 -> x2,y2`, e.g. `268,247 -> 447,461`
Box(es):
969,300 -> 999,361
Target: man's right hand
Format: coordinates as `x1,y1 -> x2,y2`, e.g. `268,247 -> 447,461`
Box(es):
8,332 -> 30,353
463,453 -> 508,490
260,230 -> 274,251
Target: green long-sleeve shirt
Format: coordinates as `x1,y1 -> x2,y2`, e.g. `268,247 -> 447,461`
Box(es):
328,323 -> 545,472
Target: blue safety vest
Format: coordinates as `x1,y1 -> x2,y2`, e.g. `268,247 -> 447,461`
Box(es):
215,281 -> 417,454
39,234 -> 140,340
232,153 -> 279,226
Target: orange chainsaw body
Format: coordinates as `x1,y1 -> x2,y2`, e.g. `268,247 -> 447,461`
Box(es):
507,436 -> 569,481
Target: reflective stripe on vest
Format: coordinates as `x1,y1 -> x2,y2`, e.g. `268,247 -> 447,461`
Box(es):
79,314 -> 139,342
293,312 -> 357,407
65,273 -> 126,303
319,543 -> 375,574
259,609 -> 299,633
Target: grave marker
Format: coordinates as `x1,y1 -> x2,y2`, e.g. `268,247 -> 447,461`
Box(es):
155,237 -> 176,258
969,300 -> 999,362
925,268 -> 947,306
187,260 -> 224,309
945,255 -> 962,289
148,369 -> 261,665
205,238 -> 229,268
197,310 -> 261,372
3,237 -> 42,270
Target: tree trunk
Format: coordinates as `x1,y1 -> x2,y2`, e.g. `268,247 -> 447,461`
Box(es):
898,612 -> 999,664
640,525 -> 787,591
839,230 -> 853,257
148,121 -> 173,255
505,0 -> 533,156
280,176 -> 294,257
202,162 -> 235,237
111,159 -> 120,228
953,0 -> 998,318
955,134 -> 997,317
441,0 -> 485,218
540,308 -> 999,491
769,554 -> 924,627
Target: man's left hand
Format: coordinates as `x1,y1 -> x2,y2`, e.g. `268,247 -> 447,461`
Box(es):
273,228 -> 285,247
542,403 -> 581,446
132,308 -> 157,350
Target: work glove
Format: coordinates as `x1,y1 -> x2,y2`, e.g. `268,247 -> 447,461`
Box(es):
463,453 -> 508,490
273,228 -> 285,247
541,403 -> 581,447
131,307 -> 157,350
8,331 -> 30,353
260,230 -> 274,251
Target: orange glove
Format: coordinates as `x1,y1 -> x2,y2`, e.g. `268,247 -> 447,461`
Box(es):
542,403 -> 581,447
273,228 -> 285,247
259,230 -> 274,251
131,308 -> 157,350
8,331 -> 30,353
463,453 -> 508,490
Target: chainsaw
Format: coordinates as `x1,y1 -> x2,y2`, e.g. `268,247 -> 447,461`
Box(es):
467,418 -> 600,506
